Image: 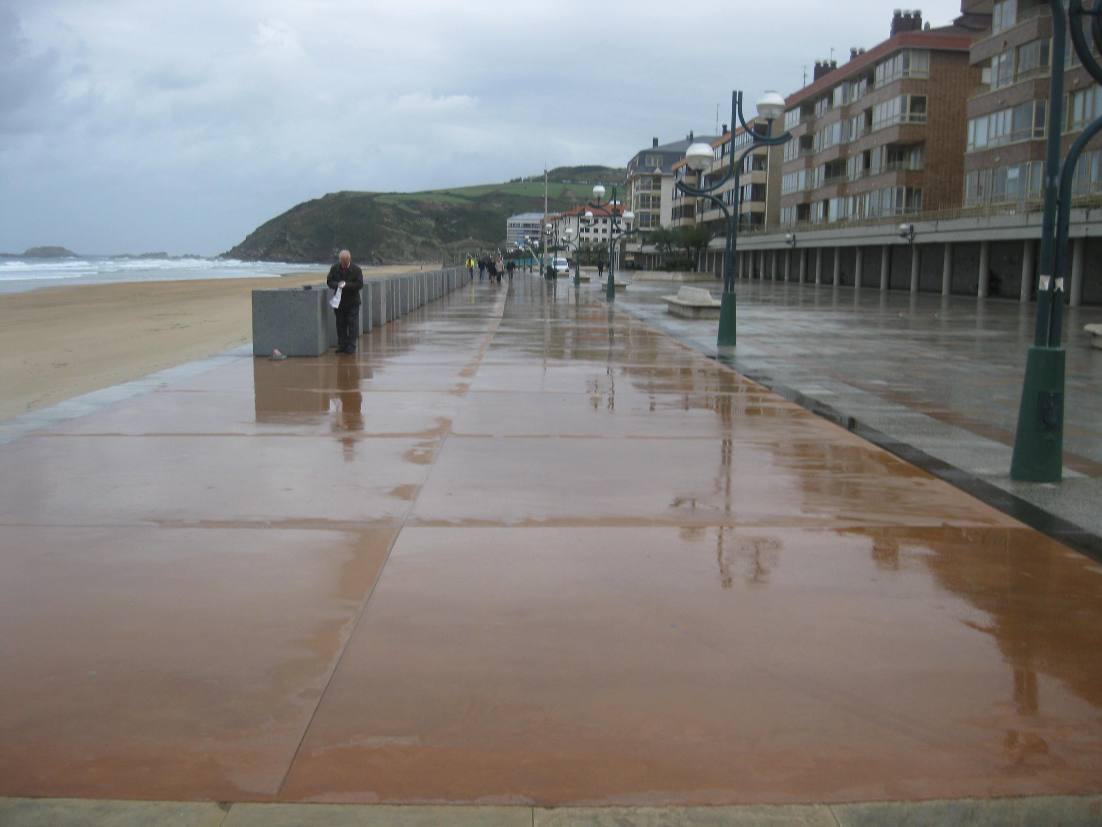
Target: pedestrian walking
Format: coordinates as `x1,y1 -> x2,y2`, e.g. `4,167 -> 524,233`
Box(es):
326,249 -> 364,354
506,259 -> 515,279
597,260 -> 605,279
466,255 -> 475,281
478,257 -> 486,281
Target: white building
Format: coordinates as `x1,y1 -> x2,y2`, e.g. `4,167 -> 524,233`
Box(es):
506,212 -> 545,248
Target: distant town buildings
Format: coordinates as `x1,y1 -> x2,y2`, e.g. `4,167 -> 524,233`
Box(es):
616,1 -> 1102,306
625,135 -> 719,231
505,2 -> 1101,305
672,116 -> 784,233
506,212 -> 545,249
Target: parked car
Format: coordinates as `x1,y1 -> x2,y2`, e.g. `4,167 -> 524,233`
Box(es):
552,257 -> 570,277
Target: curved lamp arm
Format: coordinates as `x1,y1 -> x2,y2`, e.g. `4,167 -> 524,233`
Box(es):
1069,0 -> 1102,87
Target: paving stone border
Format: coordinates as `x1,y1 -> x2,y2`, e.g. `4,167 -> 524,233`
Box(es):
3,796 -> 1101,827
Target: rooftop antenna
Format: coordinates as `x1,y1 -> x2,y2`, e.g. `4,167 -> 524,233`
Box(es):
715,103 -> 720,135
830,46 -> 836,63
802,64 -> 808,86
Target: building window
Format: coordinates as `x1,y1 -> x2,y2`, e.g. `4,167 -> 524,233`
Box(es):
990,49 -> 1015,89
964,161 -> 1044,205
992,0 -> 1017,33
1017,38 -> 1051,79
1067,85 -> 1102,131
1071,149 -> 1102,195
871,95 -> 927,130
967,100 -> 1046,150
874,50 -> 930,86
784,109 -> 800,130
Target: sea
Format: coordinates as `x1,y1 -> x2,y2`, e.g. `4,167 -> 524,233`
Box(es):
0,255 -> 323,295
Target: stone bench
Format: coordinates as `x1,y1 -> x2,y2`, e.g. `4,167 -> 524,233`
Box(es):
1086,323 -> 1102,350
664,286 -> 721,319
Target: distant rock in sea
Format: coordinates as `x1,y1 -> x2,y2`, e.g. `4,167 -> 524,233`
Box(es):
23,246 -> 78,258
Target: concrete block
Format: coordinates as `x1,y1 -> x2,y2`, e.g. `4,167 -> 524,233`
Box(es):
251,286 -> 327,357
371,281 -> 387,327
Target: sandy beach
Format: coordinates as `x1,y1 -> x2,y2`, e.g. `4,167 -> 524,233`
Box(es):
0,264 -> 433,421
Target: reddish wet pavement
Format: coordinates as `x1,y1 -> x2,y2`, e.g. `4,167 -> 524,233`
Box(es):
1,275 -> 1101,806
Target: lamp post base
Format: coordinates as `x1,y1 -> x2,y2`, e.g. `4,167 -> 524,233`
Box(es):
606,273 -> 616,301
1010,345 -> 1065,482
717,291 -> 737,348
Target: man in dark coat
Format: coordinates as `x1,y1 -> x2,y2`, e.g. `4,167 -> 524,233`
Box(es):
326,249 -> 364,354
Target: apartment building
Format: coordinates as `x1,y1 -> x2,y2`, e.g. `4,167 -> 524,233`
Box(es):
671,118 -> 785,233
780,10 -> 983,228
626,134 -> 719,230
547,204 -> 621,249
963,0 -> 1102,207
506,212 -> 546,248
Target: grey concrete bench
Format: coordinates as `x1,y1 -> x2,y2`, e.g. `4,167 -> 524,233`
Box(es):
1086,323 -> 1102,350
664,286 -> 721,319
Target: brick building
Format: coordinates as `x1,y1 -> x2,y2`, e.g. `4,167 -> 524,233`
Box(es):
963,0 -> 1102,207
779,10 -> 985,228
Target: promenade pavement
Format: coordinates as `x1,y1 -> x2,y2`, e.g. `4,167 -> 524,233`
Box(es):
609,274 -> 1102,553
1,274 -> 1101,823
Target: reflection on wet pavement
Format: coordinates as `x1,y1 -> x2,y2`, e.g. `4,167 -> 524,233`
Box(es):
0,275 -> 1100,806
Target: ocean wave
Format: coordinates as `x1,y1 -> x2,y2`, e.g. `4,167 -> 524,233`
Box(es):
0,256 -> 321,294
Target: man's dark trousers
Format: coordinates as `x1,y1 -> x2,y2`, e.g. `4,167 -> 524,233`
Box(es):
335,301 -> 360,351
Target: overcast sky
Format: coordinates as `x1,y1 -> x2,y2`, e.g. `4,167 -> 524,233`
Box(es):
0,0 -> 966,256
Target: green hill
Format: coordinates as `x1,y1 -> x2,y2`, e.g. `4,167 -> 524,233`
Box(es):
222,166 -> 627,264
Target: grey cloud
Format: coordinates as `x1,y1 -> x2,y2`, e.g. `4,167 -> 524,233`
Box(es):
0,0 -> 967,255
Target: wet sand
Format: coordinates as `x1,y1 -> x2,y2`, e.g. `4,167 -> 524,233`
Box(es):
0,265 -> 432,421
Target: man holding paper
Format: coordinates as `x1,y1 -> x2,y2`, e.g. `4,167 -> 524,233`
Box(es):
326,249 -> 364,354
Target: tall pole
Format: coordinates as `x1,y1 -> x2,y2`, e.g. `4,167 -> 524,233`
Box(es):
606,187 -> 618,301
675,90 -> 791,349
1010,0 -> 1069,482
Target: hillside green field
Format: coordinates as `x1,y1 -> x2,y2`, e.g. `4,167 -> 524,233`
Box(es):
224,166 -> 627,264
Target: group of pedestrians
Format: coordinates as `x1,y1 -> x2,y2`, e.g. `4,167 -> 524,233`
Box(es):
468,253 -> 513,284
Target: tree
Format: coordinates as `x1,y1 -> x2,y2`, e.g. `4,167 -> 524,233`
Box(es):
648,227 -> 676,265
673,225 -> 713,271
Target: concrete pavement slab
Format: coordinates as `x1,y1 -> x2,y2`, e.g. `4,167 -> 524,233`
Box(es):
281,523 -> 1102,805
0,798 -> 227,827
535,806 -> 836,826
830,795 -> 1102,826
1,276 -> 1101,808
223,803 -> 529,826
0,525 -> 398,800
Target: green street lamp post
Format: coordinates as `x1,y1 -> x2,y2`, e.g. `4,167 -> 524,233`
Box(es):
1011,0 -> 1102,482
676,90 -> 791,348
560,227 -> 583,288
586,184 -> 630,302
